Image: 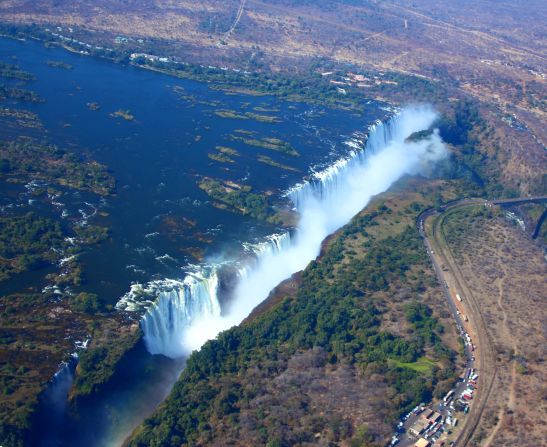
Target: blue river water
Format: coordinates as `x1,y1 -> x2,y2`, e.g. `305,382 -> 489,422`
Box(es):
0,37 -> 389,446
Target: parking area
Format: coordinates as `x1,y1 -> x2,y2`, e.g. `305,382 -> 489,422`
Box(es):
388,357 -> 479,446
387,212 -> 484,447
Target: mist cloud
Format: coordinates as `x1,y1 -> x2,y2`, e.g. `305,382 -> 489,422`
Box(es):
179,105 -> 447,354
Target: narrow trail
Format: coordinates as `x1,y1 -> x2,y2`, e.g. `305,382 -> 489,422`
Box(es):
220,0 -> 246,43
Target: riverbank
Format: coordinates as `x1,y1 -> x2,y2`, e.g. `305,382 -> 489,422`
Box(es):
1,23 -> 540,447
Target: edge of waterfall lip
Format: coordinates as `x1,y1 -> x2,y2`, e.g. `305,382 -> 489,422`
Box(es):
115,110 -> 399,314
116,275 -> 215,312
115,232 -> 291,313
281,114 -> 396,201
241,232 -> 290,253
46,335 -> 89,384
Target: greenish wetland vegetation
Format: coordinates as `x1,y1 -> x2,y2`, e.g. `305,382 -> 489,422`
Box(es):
216,146 -> 239,157
214,109 -> 248,120
0,85 -> 43,103
0,213 -> 65,281
208,152 -> 235,164
244,112 -> 281,123
0,55 -> 128,446
229,134 -> 299,157
0,108 -> 41,129
0,29 -> 513,447
214,109 -> 282,123
257,154 -> 299,172
45,60 -> 73,70
0,139 -> 114,195
198,177 -> 283,224
0,61 -> 36,81
208,146 -> 241,164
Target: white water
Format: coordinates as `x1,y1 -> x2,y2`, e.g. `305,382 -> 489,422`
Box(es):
118,105 -> 447,358
139,274 -> 221,358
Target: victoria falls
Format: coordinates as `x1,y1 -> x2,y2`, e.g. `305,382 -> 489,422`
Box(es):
1,2 -> 545,446
1,36 -> 446,446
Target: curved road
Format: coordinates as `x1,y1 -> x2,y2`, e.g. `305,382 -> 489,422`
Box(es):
416,195 -> 547,446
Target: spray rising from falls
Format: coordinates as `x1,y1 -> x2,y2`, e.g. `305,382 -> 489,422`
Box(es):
118,105 -> 447,358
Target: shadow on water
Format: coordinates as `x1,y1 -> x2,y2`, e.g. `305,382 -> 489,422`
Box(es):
32,358 -> 77,447
32,341 -> 185,447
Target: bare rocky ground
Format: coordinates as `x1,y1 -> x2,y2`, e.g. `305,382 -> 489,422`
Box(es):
444,208 -> 546,446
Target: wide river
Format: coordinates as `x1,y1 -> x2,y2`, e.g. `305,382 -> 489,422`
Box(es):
0,37 -> 390,446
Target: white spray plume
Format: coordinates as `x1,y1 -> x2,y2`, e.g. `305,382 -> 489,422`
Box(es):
135,105 -> 448,357
179,105 -> 446,353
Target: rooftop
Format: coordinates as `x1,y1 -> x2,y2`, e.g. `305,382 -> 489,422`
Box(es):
410,418 -> 430,435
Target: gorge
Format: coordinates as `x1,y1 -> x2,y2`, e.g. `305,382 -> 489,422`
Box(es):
128,105 -> 447,362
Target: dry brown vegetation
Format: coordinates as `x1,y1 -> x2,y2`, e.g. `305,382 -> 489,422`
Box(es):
1,0 -> 545,196
0,2 -> 545,444
1,2 -> 544,91
443,207 -> 546,446
205,347 -> 396,446
1,1 -> 544,113
123,178 -> 465,447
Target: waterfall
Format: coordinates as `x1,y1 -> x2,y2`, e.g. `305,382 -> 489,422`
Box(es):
118,233 -> 292,358
118,105 -> 447,358
140,273 -> 221,358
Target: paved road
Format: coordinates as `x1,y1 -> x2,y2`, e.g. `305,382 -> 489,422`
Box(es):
417,199 -> 491,447
413,195 -> 547,446
491,195 -> 547,205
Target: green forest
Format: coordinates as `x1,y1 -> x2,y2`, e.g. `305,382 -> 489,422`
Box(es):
128,195 -> 458,447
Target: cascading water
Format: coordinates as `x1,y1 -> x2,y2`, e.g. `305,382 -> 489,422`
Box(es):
139,274 -> 221,358
118,105 -> 448,358
118,232 -> 292,357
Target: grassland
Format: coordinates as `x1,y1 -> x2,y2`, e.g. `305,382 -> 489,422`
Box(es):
391,357 -> 437,375
230,135 -> 299,156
